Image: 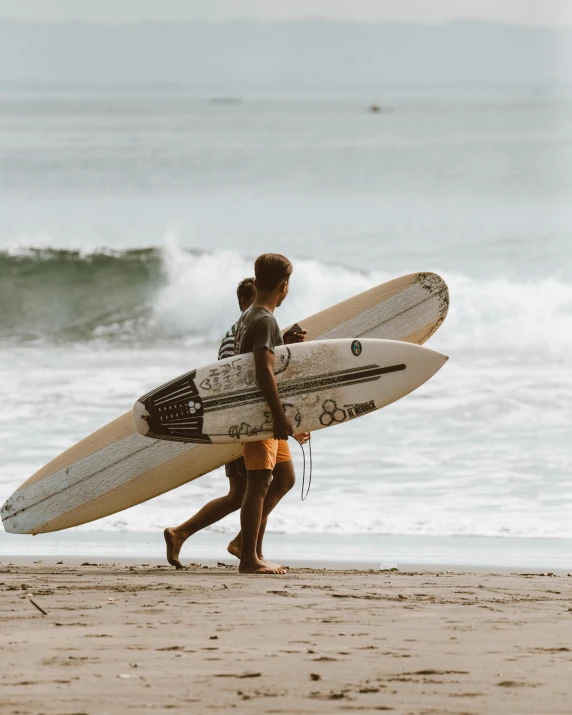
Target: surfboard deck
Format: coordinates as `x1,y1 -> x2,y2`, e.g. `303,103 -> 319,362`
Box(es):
2,272 -> 449,534
134,339 -> 447,444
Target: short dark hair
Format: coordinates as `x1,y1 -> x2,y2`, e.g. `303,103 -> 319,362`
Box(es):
236,277 -> 256,307
254,253 -> 293,291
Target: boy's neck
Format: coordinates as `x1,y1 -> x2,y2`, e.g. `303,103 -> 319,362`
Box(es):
254,290 -> 279,314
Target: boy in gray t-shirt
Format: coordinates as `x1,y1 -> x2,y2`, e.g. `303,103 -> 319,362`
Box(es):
228,253 -> 308,575
163,271 -> 306,571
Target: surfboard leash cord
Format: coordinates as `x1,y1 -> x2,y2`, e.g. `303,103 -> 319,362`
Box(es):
294,434 -> 313,501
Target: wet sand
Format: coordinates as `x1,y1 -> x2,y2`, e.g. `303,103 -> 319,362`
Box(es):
1,562 -> 572,714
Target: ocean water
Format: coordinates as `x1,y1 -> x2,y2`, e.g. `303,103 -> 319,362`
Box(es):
1,89 -> 572,567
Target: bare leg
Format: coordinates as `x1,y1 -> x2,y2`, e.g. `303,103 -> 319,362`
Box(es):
256,460 -> 295,563
239,469 -> 285,574
229,460 -> 295,565
164,472 -> 245,569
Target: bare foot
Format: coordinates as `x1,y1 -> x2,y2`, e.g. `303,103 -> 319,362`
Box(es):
239,558 -> 287,575
227,540 -> 286,572
227,538 -> 242,560
164,528 -> 186,570
258,554 -> 287,571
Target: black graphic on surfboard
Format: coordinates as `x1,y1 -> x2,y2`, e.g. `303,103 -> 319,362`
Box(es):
138,370 -> 211,443
319,399 -> 347,427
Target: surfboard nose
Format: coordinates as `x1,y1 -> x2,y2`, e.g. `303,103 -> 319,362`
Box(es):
425,348 -> 449,374
133,401 -> 150,436
391,340 -> 448,392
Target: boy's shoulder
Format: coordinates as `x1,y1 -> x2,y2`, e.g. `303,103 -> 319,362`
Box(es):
236,305 -> 282,355
240,305 -> 277,328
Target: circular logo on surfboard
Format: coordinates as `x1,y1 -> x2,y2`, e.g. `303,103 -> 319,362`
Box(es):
351,340 -> 362,357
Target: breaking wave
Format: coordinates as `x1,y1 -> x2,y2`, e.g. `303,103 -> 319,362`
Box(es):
2,237 -> 572,356
0,238 -> 383,345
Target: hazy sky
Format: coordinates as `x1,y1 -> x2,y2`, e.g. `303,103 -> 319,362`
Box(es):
0,0 -> 571,26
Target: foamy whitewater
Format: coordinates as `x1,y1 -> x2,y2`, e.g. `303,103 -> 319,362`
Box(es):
1,89 -> 572,566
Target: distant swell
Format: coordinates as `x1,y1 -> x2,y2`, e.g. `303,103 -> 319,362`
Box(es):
2,240 -> 572,355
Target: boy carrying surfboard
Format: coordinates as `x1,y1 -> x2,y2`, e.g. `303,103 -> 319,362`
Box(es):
164,256 -> 307,573
232,253 -> 308,574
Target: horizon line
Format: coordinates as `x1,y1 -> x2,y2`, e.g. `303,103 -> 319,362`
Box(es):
0,16 -> 571,30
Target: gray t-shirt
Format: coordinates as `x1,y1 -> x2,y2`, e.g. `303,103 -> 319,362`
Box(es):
235,305 -> 283,356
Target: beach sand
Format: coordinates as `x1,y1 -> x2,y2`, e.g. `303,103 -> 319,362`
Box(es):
1,562 -> 572,714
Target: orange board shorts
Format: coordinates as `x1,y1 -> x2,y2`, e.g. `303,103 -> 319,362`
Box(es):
242,439 -> 292,472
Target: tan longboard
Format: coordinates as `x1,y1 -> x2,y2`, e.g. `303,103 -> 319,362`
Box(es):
2,272 -> 449,534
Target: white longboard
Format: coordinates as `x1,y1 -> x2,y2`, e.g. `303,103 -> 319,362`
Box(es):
134,339 -> 447,444
2,272 -> 449,534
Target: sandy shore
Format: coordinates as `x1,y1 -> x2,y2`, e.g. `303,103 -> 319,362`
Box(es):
1,563 -> 572,714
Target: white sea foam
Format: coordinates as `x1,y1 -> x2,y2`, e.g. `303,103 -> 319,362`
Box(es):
152,233 -> 383,342
440,273 -> 572,356
152,235 -> 572,358
4,230 -> 572,356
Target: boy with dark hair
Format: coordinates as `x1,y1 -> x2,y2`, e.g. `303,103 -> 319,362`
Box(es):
164,272 -> 305,570
233,253 -> 304,574
163,278 -> 256,569
164,254 -> 309,573
218,278 -> 256,360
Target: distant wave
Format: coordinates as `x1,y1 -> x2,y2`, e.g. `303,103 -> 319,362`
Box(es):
2,239 -> 572,355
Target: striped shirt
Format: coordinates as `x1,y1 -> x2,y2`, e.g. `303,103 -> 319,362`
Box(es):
218,321 -> 238,360
219,319 -> 246,479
